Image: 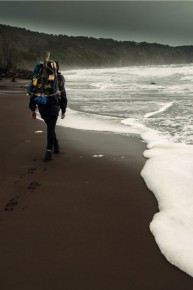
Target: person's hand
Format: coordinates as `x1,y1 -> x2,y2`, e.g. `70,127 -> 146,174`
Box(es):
61,113 -> 65,119
32,111 -> 36,119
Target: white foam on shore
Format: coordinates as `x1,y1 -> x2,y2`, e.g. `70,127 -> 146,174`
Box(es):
57,108 -> 140,135
123,115 -> 193,277
57,106 -> 193,277
141,134 -> 193,277
124,116 -> 193,277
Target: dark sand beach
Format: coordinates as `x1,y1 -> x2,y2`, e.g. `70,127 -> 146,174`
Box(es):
0,80 -> 193,290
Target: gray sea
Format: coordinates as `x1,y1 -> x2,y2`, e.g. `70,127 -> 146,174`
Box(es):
63,63 -> 193,144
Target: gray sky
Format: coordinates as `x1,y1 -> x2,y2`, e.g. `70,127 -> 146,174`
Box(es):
0,1 -> 193,46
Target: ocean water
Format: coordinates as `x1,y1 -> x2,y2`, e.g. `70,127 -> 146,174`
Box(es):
58,64 -> 193,277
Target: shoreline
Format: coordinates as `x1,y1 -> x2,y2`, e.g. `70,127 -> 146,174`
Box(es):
0,82 -> 193,289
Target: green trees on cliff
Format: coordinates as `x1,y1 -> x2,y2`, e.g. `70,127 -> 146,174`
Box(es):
1,23 -> 193,71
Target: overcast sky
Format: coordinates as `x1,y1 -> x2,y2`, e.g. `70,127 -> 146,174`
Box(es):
0,1 -> 193,46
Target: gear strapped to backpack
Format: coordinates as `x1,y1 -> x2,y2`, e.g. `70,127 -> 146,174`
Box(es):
29,55 -> 60,105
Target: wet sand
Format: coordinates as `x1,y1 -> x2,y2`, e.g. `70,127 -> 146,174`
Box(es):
0,80 -> 193,290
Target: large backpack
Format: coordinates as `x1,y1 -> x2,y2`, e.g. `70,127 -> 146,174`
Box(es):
30,59 -> 60,105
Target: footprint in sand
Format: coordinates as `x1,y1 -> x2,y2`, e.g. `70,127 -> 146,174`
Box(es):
27,167 -> 37,174
4,163 -> 44,213
4,197 -> 19,212
27,181 -> 41,192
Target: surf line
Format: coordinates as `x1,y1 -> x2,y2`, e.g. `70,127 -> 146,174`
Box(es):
144,101 -> 174,118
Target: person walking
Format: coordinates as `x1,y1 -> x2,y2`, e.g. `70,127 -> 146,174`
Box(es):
28,55 -> 67,161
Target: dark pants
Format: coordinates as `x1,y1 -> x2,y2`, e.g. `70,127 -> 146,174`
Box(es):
39,105 -> 60,151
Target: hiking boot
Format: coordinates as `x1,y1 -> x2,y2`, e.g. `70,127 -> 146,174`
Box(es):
54,140 -> 60,154
44,150 -> 52,161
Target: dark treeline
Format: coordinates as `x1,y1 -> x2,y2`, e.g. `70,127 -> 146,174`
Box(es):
1,23 -> 193,75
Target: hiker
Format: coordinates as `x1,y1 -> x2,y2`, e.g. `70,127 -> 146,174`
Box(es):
28,58 -> 68,161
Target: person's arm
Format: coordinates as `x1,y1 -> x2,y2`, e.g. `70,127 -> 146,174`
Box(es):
27,79 -> 37,119
60,89 -> 68,119
29,96 -> 37,119
58,74 -> 68,119
58,72 -> 68,119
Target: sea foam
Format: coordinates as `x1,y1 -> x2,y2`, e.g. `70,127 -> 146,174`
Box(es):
141,135 -> 193,277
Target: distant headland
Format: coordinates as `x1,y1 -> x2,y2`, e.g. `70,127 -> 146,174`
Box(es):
1,23 -> 193,78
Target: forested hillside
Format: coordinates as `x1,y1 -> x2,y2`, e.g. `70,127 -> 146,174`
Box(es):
1,23 -> 193,73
